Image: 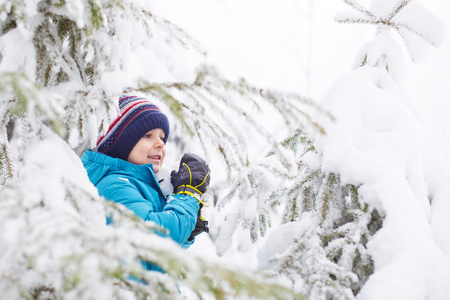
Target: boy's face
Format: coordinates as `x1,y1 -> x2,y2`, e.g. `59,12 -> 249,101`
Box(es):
127,128 -> 167,173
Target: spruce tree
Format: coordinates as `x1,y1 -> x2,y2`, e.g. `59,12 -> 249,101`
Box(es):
0,0 -> 321,298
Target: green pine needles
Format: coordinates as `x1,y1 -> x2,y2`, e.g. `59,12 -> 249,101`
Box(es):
266,131 -> 384,298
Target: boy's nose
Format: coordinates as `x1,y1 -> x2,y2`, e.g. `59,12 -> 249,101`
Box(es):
155,138 -> 164,148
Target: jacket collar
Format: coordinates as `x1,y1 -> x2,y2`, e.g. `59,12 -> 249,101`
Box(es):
82,149 -> 165,198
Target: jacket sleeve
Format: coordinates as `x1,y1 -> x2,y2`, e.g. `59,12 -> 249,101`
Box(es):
99,179 -> 199,245
146,194 -> 199,245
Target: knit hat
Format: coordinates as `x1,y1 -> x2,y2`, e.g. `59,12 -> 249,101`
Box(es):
96,95 -> 170,161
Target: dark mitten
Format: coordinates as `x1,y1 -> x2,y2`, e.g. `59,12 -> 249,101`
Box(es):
171,153 -> 211,201
188,209 -> 209,241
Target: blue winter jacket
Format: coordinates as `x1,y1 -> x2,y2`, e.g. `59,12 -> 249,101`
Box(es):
81,149 -> 199,247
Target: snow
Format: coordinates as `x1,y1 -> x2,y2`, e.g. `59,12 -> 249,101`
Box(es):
393,1 -> 445,47
314,66 -> 450,298
156,0 -> 450,298
0,27 -> 36,78
258,212 -> 316,270
1,0 -> 450,298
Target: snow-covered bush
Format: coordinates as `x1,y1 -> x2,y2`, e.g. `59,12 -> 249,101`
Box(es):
0,0 -> 319,299
257,0 -> 449,299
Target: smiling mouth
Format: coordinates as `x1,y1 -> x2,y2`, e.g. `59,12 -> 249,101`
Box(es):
148,155 -> 161,160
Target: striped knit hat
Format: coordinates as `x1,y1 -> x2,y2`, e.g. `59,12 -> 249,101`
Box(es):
96,95 -> 170,161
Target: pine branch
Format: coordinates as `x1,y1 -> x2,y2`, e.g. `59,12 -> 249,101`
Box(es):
136,65 -> 327,162
341,0 -> 377,21
395,22 -> 440,46
57,18 -> 73,44
87,0 -> 103,33
151,13 -> 207,55
318,173 -> 337,226
387,0 -> 412,22
0,143 -> 16,183
136,84 -> 193,136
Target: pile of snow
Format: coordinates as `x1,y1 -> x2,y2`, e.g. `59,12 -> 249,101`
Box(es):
315,66 -> 450,299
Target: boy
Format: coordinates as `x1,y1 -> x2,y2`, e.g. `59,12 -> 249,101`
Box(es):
82,95 -> 210,254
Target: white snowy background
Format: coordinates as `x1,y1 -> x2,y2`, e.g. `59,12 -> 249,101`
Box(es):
146,0 -> 450,298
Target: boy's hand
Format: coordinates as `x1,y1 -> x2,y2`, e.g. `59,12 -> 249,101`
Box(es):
171,153 -> 211,202
188,210 -> 209,241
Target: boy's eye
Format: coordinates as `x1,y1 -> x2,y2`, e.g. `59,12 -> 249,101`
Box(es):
143,134 -> 165,141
